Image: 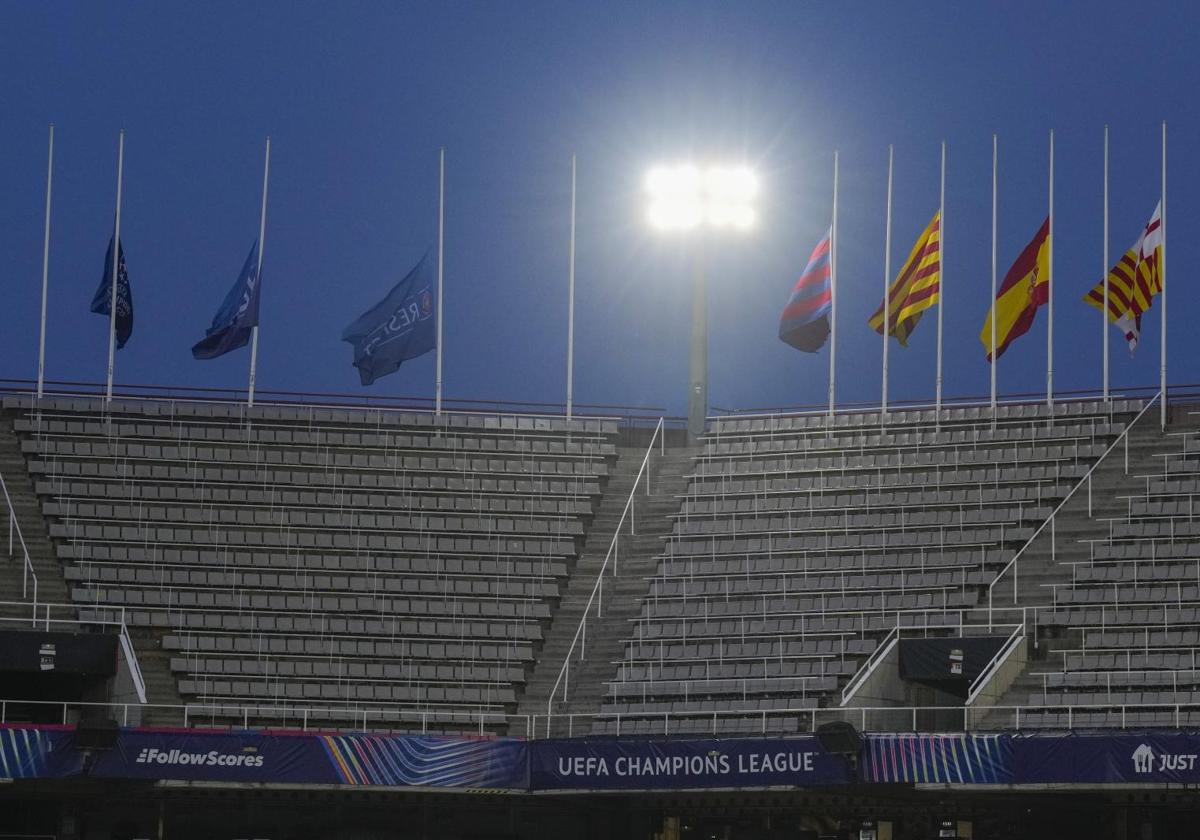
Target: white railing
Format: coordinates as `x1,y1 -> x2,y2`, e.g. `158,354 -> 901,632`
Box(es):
0,602 -> 146,704
7,696 -> 1200,738
986,392 -> 1161,626
0,468 -> 38,624
117,613 -> 147,704
840,623 -> 900,706
965,612 -> 1026,706
840,610 -> 1026,707
545,417 -> 665,733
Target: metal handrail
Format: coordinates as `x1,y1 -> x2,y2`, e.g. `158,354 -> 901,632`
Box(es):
986,391 -> 1161,625
965,612 -> 1026,706
545,417 -> 665,733
118,615 -> 147,704
2,377 -> 670,424
0,469 -> 38,624
840,622 -> 900,706
839,611 -> 1025,707
0,697 -> 534,736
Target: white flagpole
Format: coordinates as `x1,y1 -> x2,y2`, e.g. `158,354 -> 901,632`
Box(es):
1161,120 -> 1168,430
1047,129 -> 1054,413
882,145 -> 893,418
828,150 -> 839,421
990,134 -> 998,420
566,154 -> 577,419
36,124 -> 54,400
435,147 -> 445,416
936,140 -> 946,422
247,136 -> 271,408
1102,125 -> 1110,401
105,130 -> 125,404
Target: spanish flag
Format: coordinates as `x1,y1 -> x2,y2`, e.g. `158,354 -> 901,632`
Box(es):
1083,203 -> 1162,352
980,218 -> 1050,362
868,212 -> 941,346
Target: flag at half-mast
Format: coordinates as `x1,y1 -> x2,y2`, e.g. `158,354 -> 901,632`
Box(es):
90,235 -> 133,349
980,218 -> 1050,362
1083,203 -> 1162,352
867,212 -> 941,346
779,227 -> 832,352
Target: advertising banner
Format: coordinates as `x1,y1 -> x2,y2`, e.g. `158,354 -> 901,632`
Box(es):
1014,731 -> 1200,785
0,724 -> 527,789
529,737 -> 852,790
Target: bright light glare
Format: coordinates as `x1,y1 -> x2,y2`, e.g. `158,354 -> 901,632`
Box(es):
645,164 -> 758,232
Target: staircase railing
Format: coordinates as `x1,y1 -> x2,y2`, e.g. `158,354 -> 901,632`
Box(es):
965,609 -> 1026,706
545,417 -> 665,735
986,392 -> 1160,627
0,468 -> 38,624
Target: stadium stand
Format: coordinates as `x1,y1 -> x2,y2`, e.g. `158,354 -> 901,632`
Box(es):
1011,403 -> 1200,729
1,394 -> 620,732
590,398 -> 1145,735
11,391 -> 1198,739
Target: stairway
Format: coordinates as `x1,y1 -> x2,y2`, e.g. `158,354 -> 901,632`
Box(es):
976,403 -> 1188,720
0,415 -> 71,619
516,443 -> 696,737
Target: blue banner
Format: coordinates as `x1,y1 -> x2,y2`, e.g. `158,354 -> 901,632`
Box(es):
529,737 -> 851,790
90,235 -> 133,348
0,725 -> 526,789
1014,731 -> 1200,785
341,252 -> 436,386
10,725 -> 1200,789
192,241 -> 261,360
863,734 -> 1013,784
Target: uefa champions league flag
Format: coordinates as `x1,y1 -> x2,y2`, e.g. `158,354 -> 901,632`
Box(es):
90,235 -> 133,348
192,242 -> 262,360
341,252 -> 437,386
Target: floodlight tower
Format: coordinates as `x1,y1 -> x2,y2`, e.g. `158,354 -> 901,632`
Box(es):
645,164 -> 758,441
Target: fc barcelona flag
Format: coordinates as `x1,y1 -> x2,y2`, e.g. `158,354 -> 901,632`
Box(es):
779,228 -> 832,352
980,218 -> 1050,362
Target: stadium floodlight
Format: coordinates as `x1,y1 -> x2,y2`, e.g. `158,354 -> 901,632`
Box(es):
644,162 -> 760,441
644,164 -> 758,232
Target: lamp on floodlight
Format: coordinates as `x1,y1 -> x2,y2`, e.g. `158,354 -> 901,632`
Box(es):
644,164 -> 759,440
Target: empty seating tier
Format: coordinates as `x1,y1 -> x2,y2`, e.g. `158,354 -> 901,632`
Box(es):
594,399 -> 1141,735
4,395 -> 619,732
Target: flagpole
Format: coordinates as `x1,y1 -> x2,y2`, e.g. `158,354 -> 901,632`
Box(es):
990,134 -> 998,421
566,154 -> 577,419
1160,120 -> 1168,430
828,150 -> 839,421
882,145 -> 893,419
1102,125 -> 1110,402
36,124 -> 54,400
435,147 -> 445,416
935,140 -> 946,423
1046,129 -> 1054,413
247,136 -> 271,408
105,130 -> 125,404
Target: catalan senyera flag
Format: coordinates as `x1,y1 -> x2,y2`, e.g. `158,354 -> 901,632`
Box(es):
1083,202 -> 1162,352
778,228 -> 833,352
868,212 -> 941,346
980,218 -> 1050,362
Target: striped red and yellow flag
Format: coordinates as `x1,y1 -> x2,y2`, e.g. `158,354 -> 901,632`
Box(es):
980,218 -> 1050,362
1083,203 -> 1162,351
867,212 -> 941,346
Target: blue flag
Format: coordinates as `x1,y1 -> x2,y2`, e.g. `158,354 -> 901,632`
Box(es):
90,235 -> 133,348
341,253 -> 437,386
192,242 -> 261,360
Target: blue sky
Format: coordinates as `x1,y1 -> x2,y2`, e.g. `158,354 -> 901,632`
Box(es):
1,1 -> 1195,416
